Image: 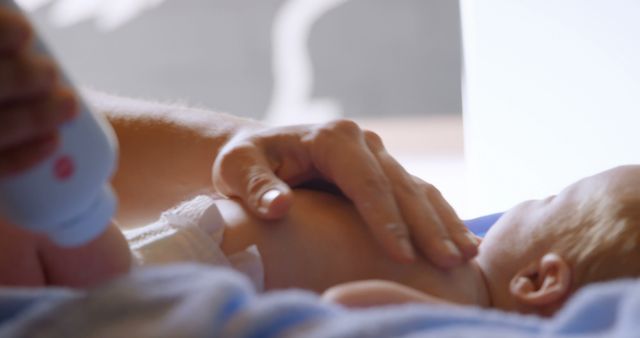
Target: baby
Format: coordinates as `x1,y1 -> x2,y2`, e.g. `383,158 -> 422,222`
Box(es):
323,164 -> 640,316
123,164 -> 640,317
2,165 -> 639,318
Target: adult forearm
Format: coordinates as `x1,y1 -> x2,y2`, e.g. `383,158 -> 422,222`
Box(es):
84,90 -> 263,227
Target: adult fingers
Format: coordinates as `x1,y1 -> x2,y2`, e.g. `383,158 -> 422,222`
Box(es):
414,176 -> 479,259
212,139 -> 293,219
0,87 -> 77,149
0,132 -> 60,177
306,120 -> 414,263
0,9 -> 32,54
0,54 -> 57,102
363,130 -> 465,267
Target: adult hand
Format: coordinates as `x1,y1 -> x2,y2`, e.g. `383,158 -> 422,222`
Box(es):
212,120 -> 479,267
0,8 -> 77,177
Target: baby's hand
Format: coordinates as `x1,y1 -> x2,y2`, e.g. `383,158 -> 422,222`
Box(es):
0,218 -> 46,286
0,8 -> 77,177
0,218 -> 131,288
322,280 -> 449,308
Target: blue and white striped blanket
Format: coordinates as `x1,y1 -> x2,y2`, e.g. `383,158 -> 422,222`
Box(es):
0,264 -> 638,338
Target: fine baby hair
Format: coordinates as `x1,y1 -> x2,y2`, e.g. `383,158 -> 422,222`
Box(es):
535,167 -> 640,291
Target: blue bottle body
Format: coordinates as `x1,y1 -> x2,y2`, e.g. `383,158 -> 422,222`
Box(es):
0,0 -> 118,246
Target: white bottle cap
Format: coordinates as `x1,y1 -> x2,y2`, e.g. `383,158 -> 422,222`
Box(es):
49,185 -> 117,247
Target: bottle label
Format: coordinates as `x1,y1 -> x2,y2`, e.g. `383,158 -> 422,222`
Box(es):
53,155 -> 75,181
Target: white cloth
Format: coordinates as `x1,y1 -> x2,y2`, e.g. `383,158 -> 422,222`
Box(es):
123,195 -> 264,292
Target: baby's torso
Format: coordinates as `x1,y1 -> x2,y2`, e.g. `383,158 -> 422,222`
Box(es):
217,190 -> 480,305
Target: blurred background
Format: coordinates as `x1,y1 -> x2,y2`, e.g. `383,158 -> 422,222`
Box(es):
22,0 -> 469,215
19,0 -> 640,219
25,0 -> 462,120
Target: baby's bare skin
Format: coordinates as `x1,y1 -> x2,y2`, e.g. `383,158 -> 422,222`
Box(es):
0,220 -> 130,288
217,189 -> 486,305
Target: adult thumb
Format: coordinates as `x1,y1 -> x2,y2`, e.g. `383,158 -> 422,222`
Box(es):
212,145 -> 293,219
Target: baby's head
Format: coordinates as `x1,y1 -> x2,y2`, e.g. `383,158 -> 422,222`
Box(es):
476,165 -> 640,316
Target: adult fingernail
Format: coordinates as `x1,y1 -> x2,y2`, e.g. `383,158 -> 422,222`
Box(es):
460,233 -> 480,258
466,232 -> 480,246
444,239 -> 462,260
399,239 -> 415,261
258,189 -> 281,214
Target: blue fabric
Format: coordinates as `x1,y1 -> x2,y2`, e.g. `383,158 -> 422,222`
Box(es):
464,212 -> 503,237
1,264 -> 639,338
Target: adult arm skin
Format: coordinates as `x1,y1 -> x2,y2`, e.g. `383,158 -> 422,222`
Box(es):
3,89 -> 479,288
90,90 -> 478,267
86,90 -> 262,228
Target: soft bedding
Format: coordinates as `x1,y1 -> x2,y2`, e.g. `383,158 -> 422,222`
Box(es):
0,264 -> 638,338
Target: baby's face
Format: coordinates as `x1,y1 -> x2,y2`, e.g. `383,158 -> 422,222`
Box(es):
475,165 -> 640,310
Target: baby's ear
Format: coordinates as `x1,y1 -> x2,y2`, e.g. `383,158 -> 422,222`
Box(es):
509,253 -> 571,312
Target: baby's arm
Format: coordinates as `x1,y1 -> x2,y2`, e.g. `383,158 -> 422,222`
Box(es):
322,280 -> 452,308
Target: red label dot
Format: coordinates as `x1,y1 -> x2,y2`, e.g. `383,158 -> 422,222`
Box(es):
54,155 -> 75,181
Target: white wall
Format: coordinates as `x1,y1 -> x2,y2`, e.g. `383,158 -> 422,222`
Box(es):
461,0 -> 640,216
